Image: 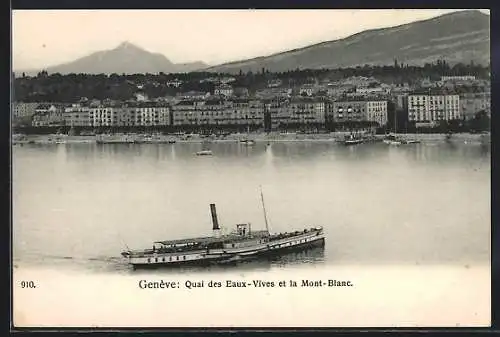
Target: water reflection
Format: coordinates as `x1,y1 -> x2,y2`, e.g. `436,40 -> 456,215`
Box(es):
14,245 -> 325,275
13,141 -> 490,271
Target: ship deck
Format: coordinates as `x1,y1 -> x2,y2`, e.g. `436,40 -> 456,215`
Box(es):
154,229 -> 270,246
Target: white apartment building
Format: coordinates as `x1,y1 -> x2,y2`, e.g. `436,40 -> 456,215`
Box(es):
408,95 -> 460,123
89,107 -> 118,127
365,100 -> 388,126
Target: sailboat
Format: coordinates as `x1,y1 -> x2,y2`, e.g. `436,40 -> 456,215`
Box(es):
240,125 -> 256,146
384,110 -> 420,145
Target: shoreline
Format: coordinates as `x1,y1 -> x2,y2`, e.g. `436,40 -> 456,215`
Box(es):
12,132 -> 490,145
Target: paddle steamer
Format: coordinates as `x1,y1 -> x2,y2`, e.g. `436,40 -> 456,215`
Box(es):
121,191 -> 325,268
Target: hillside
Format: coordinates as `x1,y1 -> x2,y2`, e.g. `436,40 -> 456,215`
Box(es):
205,10 -> 490,74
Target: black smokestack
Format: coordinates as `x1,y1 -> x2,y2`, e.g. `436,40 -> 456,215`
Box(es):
210,204 -> 219,230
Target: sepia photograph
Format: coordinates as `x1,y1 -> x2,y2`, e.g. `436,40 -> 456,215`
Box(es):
12,8 -> 491,328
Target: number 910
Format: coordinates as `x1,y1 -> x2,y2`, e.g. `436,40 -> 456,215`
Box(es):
20,281 -> 36,288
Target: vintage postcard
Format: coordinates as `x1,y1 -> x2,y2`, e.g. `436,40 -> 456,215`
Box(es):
12,9 -> 491,328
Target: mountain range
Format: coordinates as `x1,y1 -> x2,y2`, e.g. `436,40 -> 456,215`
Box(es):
206,10 -> 490,73
16,10 -> 489,76
18,42 -> 209,76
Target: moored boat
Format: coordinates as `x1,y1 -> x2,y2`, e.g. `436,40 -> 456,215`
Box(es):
121,193 -> 325,268
195,150 -> 213,156
240,139 -> 256,146
343,133 -> 364,145
383,134 -> 402,145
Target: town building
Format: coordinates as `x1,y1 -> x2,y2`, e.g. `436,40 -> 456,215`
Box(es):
135,92 -> 149,102
137,103 -> 170,126
220,76 -> 236,84
407,94 -> 461,125
227,98 -> 264,126
171,98 -> 264,127
12,102 -> 38,119
326,84 -> 356,98
298,84 -> 317,96
63,104 -> 91,127
355,85 -> 390,96
89,106 -> 119,127
267,79 -> 283,88
460,92 -> 491,120
177,91 -> 211,100
233,87 -> 250,98
366,100 -> 388,126
255,88 -> 292,99
288,98 -> 325,125
263,98 -> 289,130
441,75 -> 476,81
327,100 -> 388,126
214,85 -> 234,97
31,103 -> 65,127
171,100 -> 203,126
270,98 -> 325,129
166,79 -> 183,88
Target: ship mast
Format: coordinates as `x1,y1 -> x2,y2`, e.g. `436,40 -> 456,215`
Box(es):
260,186 -> 270,232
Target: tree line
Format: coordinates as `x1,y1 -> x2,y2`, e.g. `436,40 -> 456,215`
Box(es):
13,60 -> 490,103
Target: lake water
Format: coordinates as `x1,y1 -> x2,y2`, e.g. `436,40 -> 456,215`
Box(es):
12,141 -> 490,271
12,141 -> 491,327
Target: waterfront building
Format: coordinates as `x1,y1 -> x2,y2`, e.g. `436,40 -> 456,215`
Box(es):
63,104 -> 91,127
227,98 -> 264,126
31,103 -> 65,127
265,98 -> 326,129
460,92 -> 491,120
286,98 -> 325,126
89,106 -> 119,127
136,102 -> 170,126
263,98 -> 289,130
171,98 -> 264,127
407,94 -> 461,125
118,102 -> 170,127
366,100 -> 388,126
327,100 -> 388,126
171,100 -> 201,126
327,101 -> 365,123
12,102 -> 38,119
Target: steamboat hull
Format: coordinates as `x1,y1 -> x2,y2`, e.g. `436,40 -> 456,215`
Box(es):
125,231 -> 325,269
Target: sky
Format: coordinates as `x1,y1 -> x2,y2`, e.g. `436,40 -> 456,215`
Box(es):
12,9 -> 490,71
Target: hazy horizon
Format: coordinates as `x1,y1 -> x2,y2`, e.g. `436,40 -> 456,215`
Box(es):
12,9 -> 490,72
